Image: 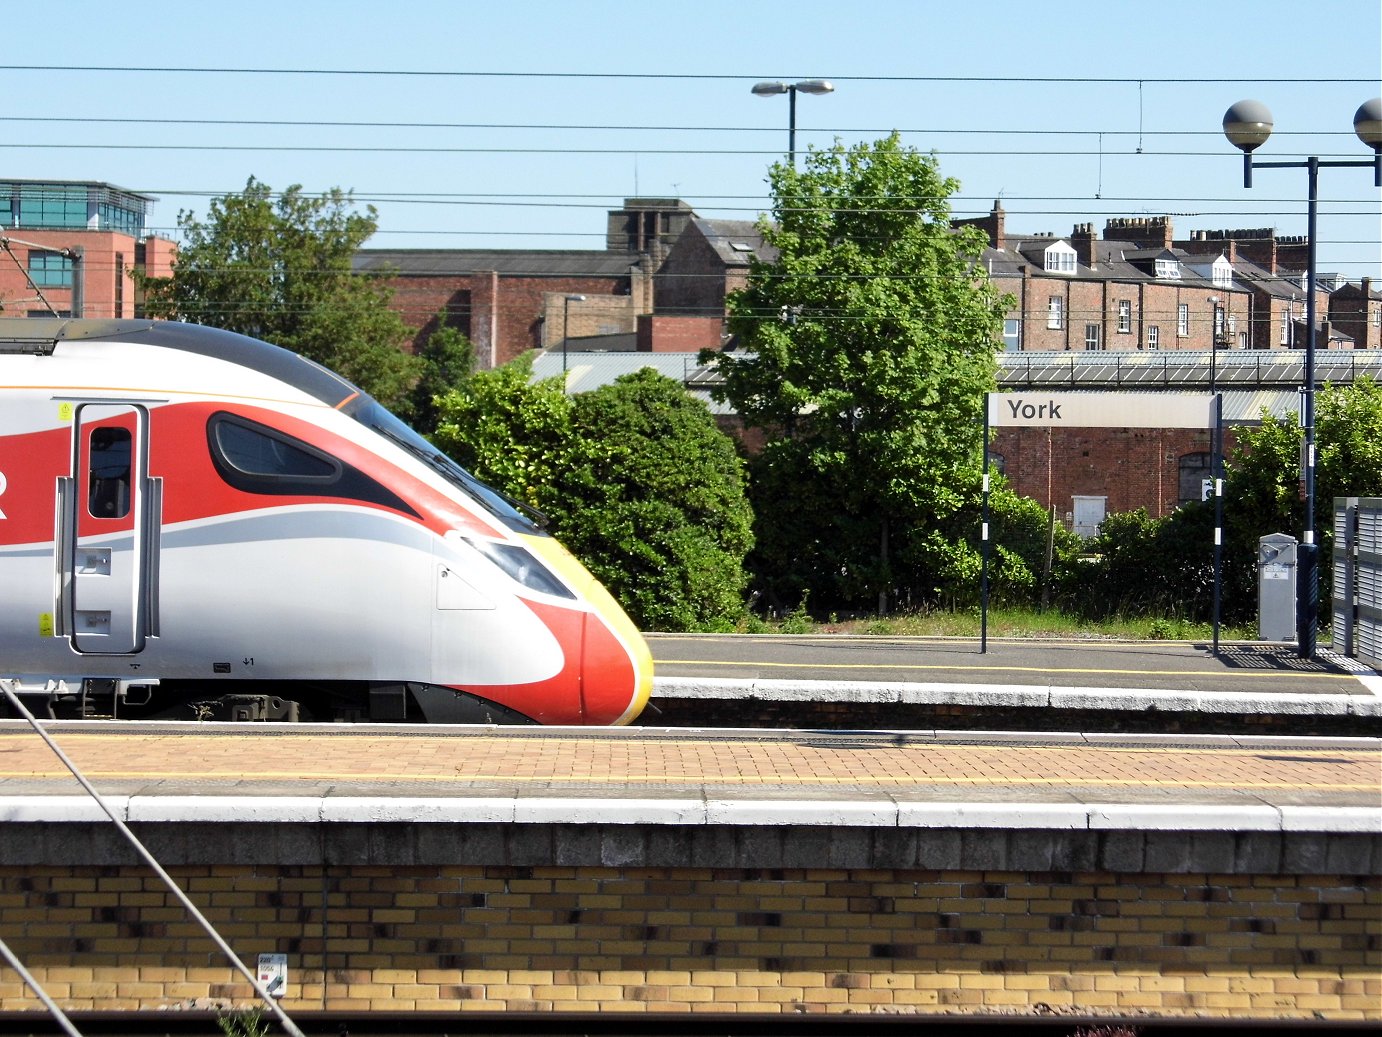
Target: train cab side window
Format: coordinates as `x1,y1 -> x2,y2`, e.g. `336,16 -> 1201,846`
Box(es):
209,414 -> 340,492
88,427 -> 132,519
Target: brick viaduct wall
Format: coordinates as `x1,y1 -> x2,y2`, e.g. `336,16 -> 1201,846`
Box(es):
1,822 -> 1377,1021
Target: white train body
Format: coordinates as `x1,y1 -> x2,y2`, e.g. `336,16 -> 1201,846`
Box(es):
0,319 -> 653,724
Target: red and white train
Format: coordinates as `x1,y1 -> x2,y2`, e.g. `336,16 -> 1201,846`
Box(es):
0,318 -> 652,725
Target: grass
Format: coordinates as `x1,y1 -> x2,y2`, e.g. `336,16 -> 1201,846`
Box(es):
737,606 -> 1256,641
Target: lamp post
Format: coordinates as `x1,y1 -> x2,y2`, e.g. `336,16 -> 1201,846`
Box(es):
751,79 -> 834,165
561,294 -> 586,381
1222,97 -> 1382,658
1207,296 -> 1221,393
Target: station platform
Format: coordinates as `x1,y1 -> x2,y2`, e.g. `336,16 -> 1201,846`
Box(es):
1,723 -> 1377,868
1,722 -> 1378,1020
645,636 -> 1382,732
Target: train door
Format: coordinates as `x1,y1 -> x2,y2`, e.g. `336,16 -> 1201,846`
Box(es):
57,403 -> 161,654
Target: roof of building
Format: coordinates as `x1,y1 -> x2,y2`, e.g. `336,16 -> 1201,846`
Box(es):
685,217 -> 778,267
529,349 -> 733,414
0,178 -> 157,204
353,249 -> 637,278
526,347 -> 1382,424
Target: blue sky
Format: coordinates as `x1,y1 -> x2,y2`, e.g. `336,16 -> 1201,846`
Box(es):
12,0 -> 1381,278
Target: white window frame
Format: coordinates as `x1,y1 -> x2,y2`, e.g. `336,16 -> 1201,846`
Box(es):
1211,257 -> 1233,289
1177,303 -> 1190,336
1084,323 -> 1102,350
1002,318 -> 1021,351
1047,296 -> 1064,330
1156,258 -> 1182,280
1147,325 -> 1161,350
1117,299 -> 1131,333
1282,304 -> 1292,345
1043,241 -> 1077,275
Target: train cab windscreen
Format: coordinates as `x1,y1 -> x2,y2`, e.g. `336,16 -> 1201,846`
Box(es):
352,399 -> 549,535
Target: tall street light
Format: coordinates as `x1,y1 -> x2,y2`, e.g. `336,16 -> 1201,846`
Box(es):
561,293 -> 586,381
751,79 -> 834,165
1222,97 -> 1382,658
1207,295 -> 1221,393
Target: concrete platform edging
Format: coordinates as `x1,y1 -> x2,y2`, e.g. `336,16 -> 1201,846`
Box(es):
653,676 -> 1382,716
4,793 -> 1377,834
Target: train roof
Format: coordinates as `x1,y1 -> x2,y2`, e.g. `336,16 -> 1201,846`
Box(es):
0,318 -> 361,410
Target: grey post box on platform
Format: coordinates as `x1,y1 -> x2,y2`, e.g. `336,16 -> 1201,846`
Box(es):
1258,533 -> 1297,641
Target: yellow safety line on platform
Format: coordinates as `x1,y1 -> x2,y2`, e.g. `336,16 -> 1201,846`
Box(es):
0,734 -> 1373,760
0,768 -> 1373,792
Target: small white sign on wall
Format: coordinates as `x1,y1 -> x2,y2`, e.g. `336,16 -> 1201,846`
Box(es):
257,953 -> 287,998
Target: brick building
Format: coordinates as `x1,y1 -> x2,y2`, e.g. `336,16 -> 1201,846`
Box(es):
1328,277 -> 1382,350
0,180 -> 176,319
353,199 -> 697,368
652,216 -> 773,318
970,208 -> 1339,355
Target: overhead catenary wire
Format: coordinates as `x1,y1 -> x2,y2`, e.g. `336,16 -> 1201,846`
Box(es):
4,65 -> 1376,83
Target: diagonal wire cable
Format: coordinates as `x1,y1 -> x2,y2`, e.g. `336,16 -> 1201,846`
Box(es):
0,933 -> 84,1037
0,682 -> 307,1037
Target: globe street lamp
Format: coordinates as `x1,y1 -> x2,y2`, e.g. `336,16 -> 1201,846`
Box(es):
561,293 -> 586,383
1222,97 -> 1382,658
751,79 -> 834,166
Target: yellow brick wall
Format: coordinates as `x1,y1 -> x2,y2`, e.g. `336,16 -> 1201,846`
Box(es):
1,865 -> 1378,1020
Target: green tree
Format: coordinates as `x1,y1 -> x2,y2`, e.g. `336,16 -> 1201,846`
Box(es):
410,313 -> 477,435
704,133 -> 1008,614
1219,375 -> 1382,624
564,369 -> 754,631
1059,377 -> 1382,628
431,354 -> 577,515
431,364 -> 754,631
133,177 -> 420,411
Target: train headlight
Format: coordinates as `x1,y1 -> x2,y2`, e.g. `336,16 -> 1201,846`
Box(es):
465,538 -> 575,600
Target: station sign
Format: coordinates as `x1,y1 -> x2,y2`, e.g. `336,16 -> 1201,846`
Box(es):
987,392 -> 1215,429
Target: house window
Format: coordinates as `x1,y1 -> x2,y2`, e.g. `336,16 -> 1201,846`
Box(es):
1002,318 -> 1021,351
1239,331 -> 1248,350
1213,306 -> 1226,343
1147,325 -> 1160,350
1084,323 -> 1102,350
1178,452 -> 1214,505
1212,257 -> 1233,289
1117,300 -> 1131,333
1044,241 -> 1077,274
1372,305 -> 1380,328
1281,304 -> 1292,345
28,253 -> 73,287
1047,297 -> 1063,330
1156,259 -> 1182,280
1177,303 -> 1190,336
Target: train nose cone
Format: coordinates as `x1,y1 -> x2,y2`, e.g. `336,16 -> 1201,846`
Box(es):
579,579 -> 654,725
524,535 -> 653,725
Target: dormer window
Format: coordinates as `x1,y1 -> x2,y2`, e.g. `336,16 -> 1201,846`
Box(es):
1155,258 -> 1182,280
1211,256 -> 1233,289
1043,241 -> 1077,275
